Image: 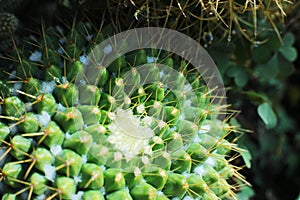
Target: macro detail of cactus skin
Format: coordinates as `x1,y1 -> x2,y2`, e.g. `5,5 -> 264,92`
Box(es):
0,21 -> 246,200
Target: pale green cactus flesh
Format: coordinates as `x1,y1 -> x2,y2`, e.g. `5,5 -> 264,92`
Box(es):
0,21 -> 247,199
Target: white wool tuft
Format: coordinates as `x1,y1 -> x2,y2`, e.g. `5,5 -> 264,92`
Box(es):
29,50 -> 42,62
35,194 -> 46,200
199,124 -> 211,134
9,124 -> 18,135
143,145 -> 152,156
86,34 -> 93,41
100,187 -> 106,195
182,196 -> 194,200
57,103 -> 67,111
72,191 -> 84,200
11,82 -> 22,95
134,167 -> 141,177
41,81 -> 56,94
142,116 -> 152,125
59,38 -> 65,44
74,176 -> 82,184
114,152 -> 123,161
61,77 -> 68,84
57,47 -> 64,54
153,136 -> 163,144
159,71 -> 164,79
183,84 -> 192,93
136,104 -> 145,114
79,55 -> 89,65
50,145 -> 62,156
194,165 -> 206,177
158,120 -> 166,129
79,79 -> 87,86
103,44 -> 112,55
65,132 -> 71,139
184,99 -> 192,107
37,111 -> 51,127
81,154 -> 88,163
146,56 -> 158,63
25,103 -> 33,111
204,156 -> 216,167
44,164 -> 56,181
8,70 -> 16,79
141,156 -> 149,165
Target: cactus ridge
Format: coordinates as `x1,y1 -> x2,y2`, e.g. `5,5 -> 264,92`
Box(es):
0,21 -> 247,200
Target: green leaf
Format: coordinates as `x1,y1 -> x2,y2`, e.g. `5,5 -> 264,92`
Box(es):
236,186 -> 255,200
279,46 -> 297,62
242,91 -> 268,103
252,44 -> 272,64
277,54 -> 295,79
265,33 -> 282,52
239,148 -> 252,168
257,102 -> 277,129
226,64 -> 239,78
255,54 -> 279,81
234,68 -> 248,88
283,32 -> 295,46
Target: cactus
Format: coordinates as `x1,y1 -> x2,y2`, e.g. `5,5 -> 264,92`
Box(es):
0,21 -> 247,199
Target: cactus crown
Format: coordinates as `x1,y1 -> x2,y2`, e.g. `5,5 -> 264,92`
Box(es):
0,20 -> 247,200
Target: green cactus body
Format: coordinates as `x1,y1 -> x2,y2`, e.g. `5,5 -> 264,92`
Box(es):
0,22 -> 246,199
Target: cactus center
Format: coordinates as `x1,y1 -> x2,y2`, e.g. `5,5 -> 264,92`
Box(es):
107,108 -> 154,161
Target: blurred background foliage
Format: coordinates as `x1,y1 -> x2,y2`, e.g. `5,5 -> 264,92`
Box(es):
0,0 -> 299,199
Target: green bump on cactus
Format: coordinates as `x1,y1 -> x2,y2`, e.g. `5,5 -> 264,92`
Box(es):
44,65 -> 62,82
82,190 -> 105,200
10,135 -> 31,160
54,107 -> 84,133
0,21 -> 248,200
130,182 -> 157,200
106,189 -> 132,200
55,176 -> 76,199
78,84 -> 101,105
143,167 -> 168,190
2,194 -> 16,200
2,96 -> 25,118
63,130 -> 93,155
123,167 -> 143,189
34,148 -> 55,172
162,173 -> 188,198
2,162 -> 22,187
42,121 -> 65,147
55,149 -> 83,177
0,122 -> 10,141
53,82 -> 79,107
79,163 -> 104,189
29,172 -> 47,195
104,168 -> 126,193
186,174 -> 207,197
18,112 -> 39,133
